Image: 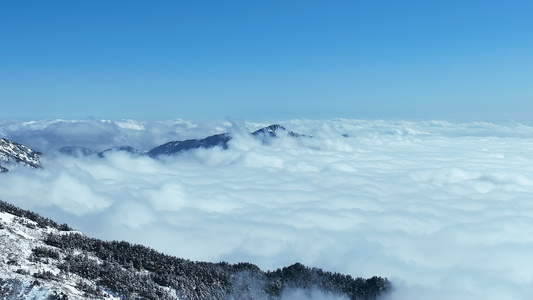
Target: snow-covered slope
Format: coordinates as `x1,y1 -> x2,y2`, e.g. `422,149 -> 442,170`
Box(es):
0,138 -> 41,172
0,210 -> 120,299
0,200 -> 390,300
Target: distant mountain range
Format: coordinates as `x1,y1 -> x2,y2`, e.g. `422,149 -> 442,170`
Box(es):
58,124 -> 305,159
58,145 -> 141,158
0,199 -> 390,299
1,124 -> 305,172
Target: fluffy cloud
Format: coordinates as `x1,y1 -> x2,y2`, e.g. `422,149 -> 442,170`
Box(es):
1,119 -> 533,299
281,288 -> 350,300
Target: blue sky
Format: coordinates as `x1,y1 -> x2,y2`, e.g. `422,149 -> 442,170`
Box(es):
1,1 -> 532,121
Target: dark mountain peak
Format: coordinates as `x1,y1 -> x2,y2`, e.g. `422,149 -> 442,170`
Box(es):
147,133 -> 231,157
252,124 -> 285,135
59,145 -> 141,158
0,138 -> 42,171
251,124 -> 304,145
99,145 -> 140,157
58,145 -> 97,157
148,125 -> 307,157
252,124 -> 296,137
113,145 -> 137,152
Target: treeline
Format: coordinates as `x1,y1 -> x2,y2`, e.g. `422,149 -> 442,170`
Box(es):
0,199 -> 72,231
1,199 -> 390,299
43,232 -> 389,299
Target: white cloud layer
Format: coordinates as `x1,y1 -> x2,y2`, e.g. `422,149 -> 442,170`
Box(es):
2,119 -> 533,299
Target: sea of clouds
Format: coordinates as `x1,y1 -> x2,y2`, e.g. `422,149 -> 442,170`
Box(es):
1,118 -> 533,299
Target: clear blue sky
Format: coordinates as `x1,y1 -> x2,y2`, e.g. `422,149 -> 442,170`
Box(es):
1,1 -> 532,121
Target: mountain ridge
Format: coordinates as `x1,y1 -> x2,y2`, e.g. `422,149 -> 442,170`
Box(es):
57,124 -> 305,159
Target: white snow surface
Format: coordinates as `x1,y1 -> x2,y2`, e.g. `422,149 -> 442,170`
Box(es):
0,211 -> 120,299
0,138 -> 41,169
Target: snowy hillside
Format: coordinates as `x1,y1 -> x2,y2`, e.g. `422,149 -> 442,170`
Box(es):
0,138 -> 41,172
0,200 -> 390,299
0,209 -> 119,299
